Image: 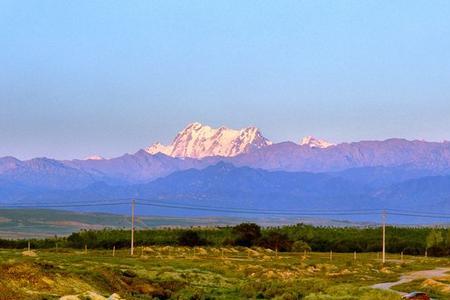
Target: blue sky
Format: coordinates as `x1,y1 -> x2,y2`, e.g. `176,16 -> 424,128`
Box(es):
1,1 -> 450,159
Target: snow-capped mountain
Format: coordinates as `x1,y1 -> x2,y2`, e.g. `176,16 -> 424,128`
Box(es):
145,122 -> 272,158
300,136 -> 335,149
84,155 -> 105,161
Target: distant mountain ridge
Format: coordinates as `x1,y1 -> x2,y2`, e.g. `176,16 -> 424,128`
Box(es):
300,136 -> 335,148
1,123 -> 450,188
1,122 -> 450,219
6,163 -> 450,223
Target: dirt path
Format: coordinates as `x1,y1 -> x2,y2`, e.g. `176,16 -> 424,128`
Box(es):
372,268 -> 450,296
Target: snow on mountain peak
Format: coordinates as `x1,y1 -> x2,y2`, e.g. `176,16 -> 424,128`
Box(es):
300,136 -> 335,149
84,155 -> 105,160
145,123 -> 272,158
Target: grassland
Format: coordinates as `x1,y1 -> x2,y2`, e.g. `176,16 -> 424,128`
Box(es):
1,247 -> 449,300
0,209 -> 359,239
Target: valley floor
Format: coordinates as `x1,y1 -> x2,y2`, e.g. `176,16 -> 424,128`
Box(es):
0,248 -> 449,299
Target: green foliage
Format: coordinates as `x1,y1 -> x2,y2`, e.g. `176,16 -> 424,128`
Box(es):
4,223 -> 450,257
291,240 -> 311,252
258,231 -> 293,251
231,223 -> 261,247
426,229 -> 444,249
178,230 -> 207,247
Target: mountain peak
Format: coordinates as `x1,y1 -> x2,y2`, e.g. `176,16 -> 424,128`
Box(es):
145,123 -> 272,158
300,136 -> 335,149
84,155 -> 105,161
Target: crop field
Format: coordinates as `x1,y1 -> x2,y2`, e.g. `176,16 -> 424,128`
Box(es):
1,247 -> 450,300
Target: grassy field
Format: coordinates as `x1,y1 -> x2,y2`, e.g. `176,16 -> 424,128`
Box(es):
0,209 -> 364,239
1,247 -> 449,300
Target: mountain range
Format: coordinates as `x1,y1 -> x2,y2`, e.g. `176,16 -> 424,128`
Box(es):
1,122 -> 450,221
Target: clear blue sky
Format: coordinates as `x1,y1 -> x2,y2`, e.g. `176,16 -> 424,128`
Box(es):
1,1 -> 450,159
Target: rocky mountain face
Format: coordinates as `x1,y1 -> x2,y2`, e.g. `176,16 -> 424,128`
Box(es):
145,122 -> 272,158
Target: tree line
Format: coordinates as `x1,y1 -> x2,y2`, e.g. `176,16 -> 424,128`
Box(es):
1,223 -> 450,256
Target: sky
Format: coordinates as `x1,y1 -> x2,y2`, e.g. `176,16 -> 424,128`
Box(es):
1,1 -> 450,160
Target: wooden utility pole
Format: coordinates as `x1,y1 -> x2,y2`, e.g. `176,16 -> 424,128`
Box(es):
354,251 -> 356,261
113,245 -> 116,257
329,250 -> 333,261
382,210 -> 386,264
131,199 -> 135,256
28,241 -> 30,252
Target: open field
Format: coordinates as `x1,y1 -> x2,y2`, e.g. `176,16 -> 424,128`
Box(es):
1,247 -> 450,299
0,209 -> 370,239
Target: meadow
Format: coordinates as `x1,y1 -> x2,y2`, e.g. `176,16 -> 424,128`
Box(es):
2,223 -> 450,299
1,246 -> 450,300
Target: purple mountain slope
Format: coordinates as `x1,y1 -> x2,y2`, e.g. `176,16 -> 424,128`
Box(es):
65,150 -> 211,184
0,157 -> 96,190
231,139 -> 450,173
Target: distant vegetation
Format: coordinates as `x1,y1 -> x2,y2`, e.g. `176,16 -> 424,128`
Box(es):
2,223 -> 450,256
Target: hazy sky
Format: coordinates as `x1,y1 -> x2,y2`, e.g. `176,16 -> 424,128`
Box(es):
1,1 -> 450,159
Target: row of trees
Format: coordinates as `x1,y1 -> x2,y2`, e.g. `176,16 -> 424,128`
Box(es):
178,223 -> 310,252
1,223 -> 449,256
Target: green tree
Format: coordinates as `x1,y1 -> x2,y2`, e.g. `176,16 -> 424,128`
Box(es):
178,230 -> 206,247
426,229 -> 443,249
291,240 -> 311,252
232,223 -> 261,247
258,231 -> 293,252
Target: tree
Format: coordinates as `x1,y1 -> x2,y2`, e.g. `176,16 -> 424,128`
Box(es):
258,231 -> 293,252
178,230 -> 206,247
426,229 -> 443,249
232,223 -> 261,247
291,240 -> 311,252
426,229 -> 445,256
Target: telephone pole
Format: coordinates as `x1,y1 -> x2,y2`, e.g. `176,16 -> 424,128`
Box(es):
131,199 -> 135,256
382,210 -> 386,264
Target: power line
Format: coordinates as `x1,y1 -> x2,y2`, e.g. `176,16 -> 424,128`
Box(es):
3,198 -> 450,220
136,201 -> 384,216
135,198 -> 385,213
1,202 -> 130,208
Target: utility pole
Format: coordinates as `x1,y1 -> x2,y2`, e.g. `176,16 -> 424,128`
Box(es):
382,210 -> 386,264
131,199 -> 135,256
